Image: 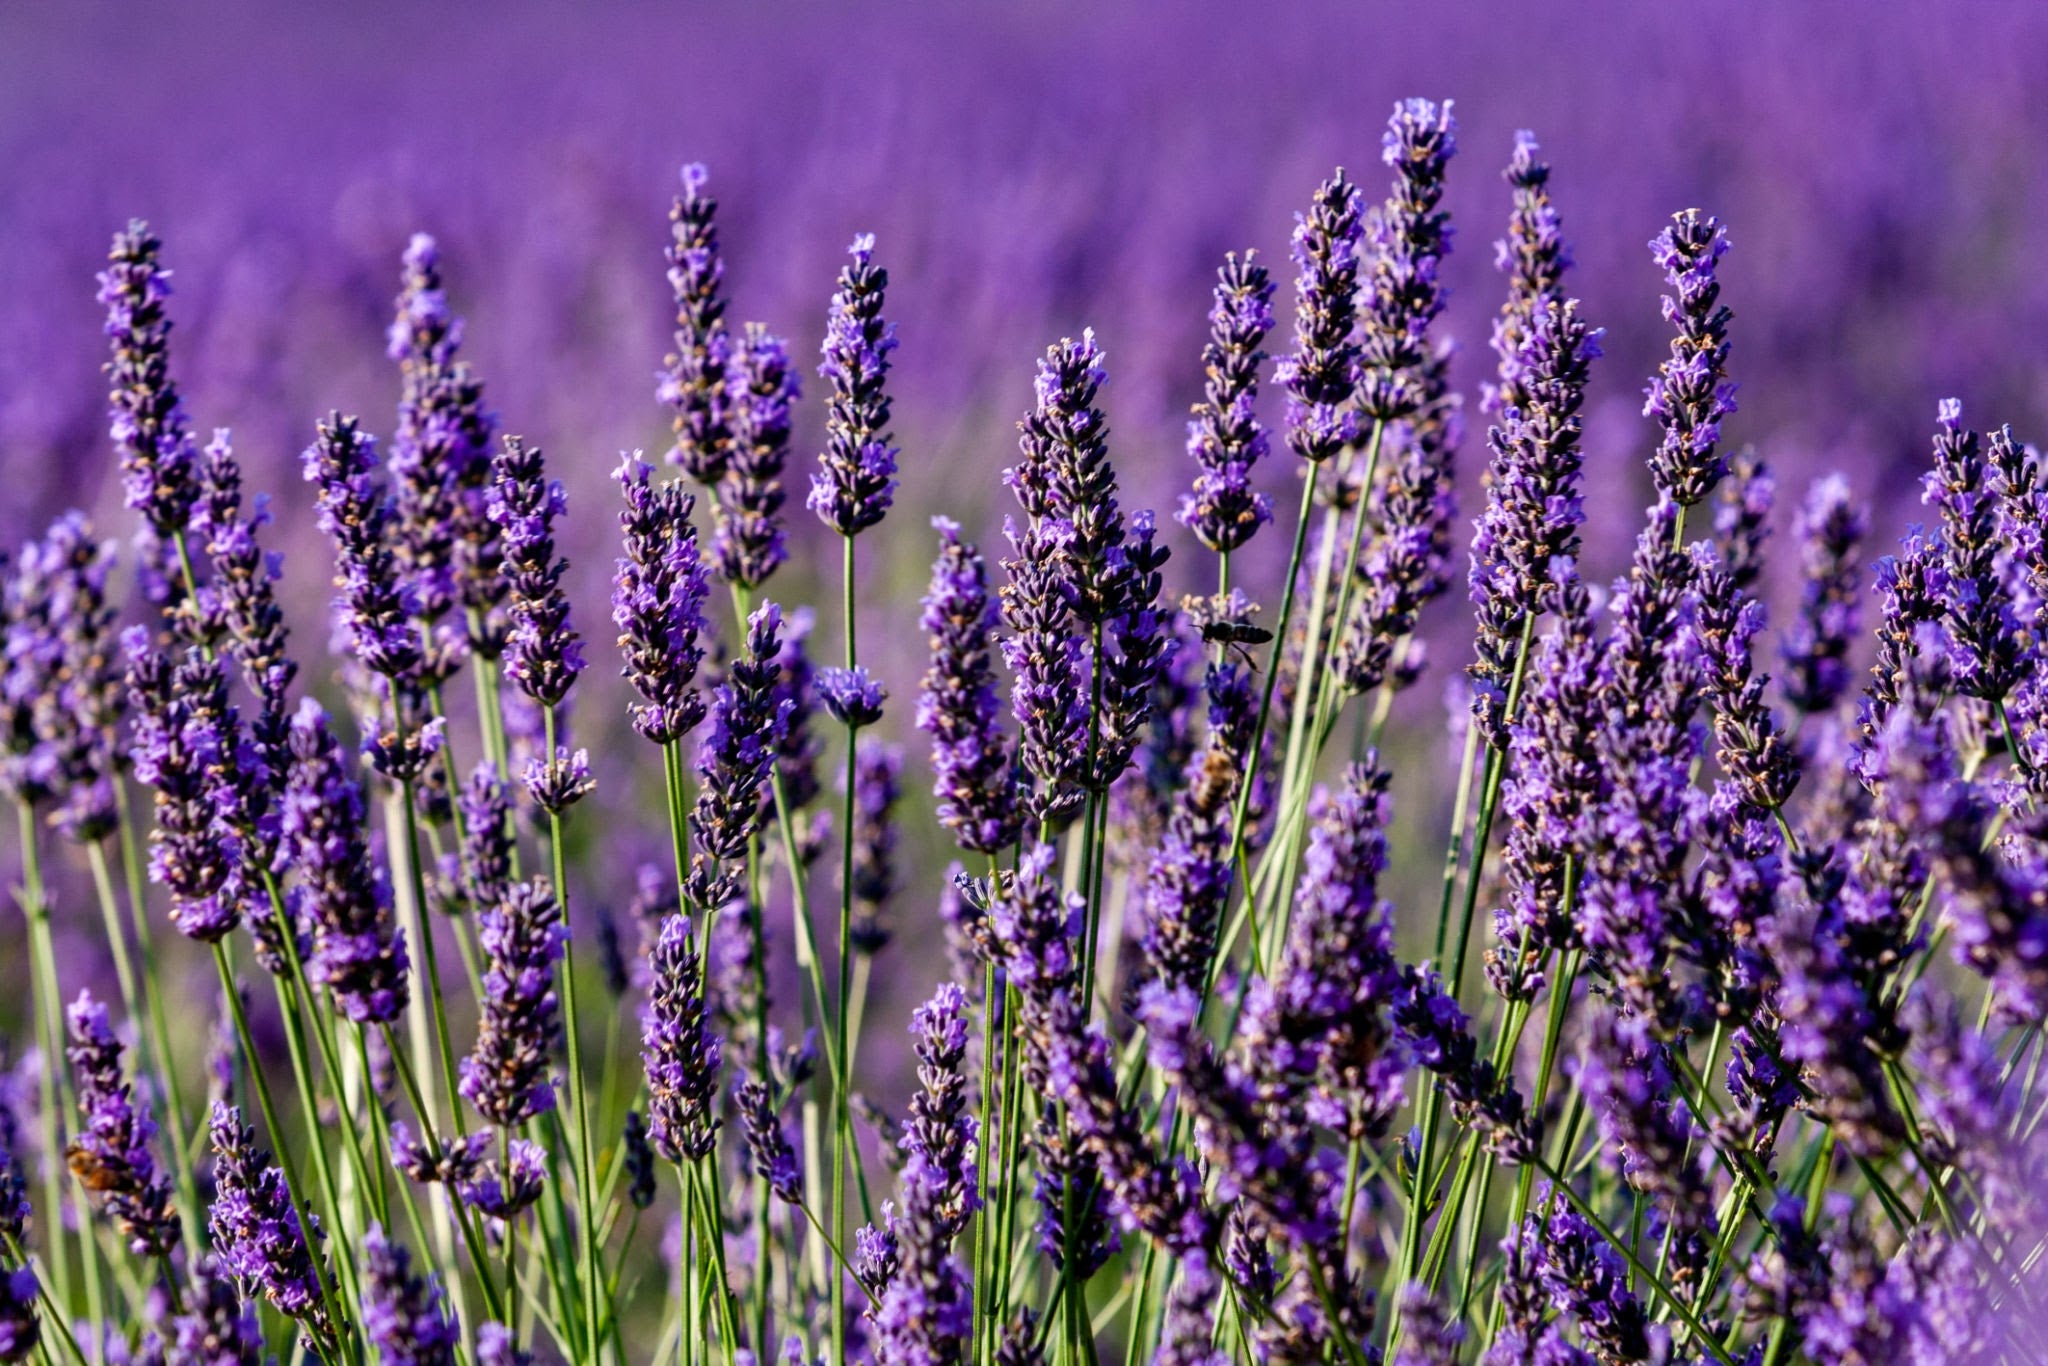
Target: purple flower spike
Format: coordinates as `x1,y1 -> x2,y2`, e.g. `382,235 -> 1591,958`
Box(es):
361,1226 -> 460,1366
460,880 -> 565,1128
818,664 -> 887,729
809,234 -> 899,537
520,746 -> 594,815
736,1077 -> 802,1205
1000,518 -> 1087,825
1357,97 -> 1457,422
1243,762 -> 1406,1134
1644,209 -> 1737,508
660,163 -> 732,483
1486,129 -> 1572,419
847,738 -> 902,955
1142,661 -> 1255,993
387,232 -> 498,636
1011,330 -> 1130,625
65,991 -> 179,1258
1393,966 -> 1533,1162
918,519 -> 1019,853
613,454 -> 712,745
1923,399 -> 2022,702
1275,171 -> 1363,465
641,914 -> 723,1163
1467,298 -> 1600,747
874,989 -> 978,1366
1179,250 -> 1276,554
716,324 -> 799,587
1781,475 -> 1867,717
489,435 -> 583,709
285,697 -> 410,1025
167,1258 -> 264,1366
100,221 -> 200,536
302,414 -> 421,678
691,603 -> 791,865
208,1102 -> 330,1334
1692,545 -> 1800,814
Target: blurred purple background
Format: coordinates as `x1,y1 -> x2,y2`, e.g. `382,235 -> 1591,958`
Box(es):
6,0 -> 2048,1055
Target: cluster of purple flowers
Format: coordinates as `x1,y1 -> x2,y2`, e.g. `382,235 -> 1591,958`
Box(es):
3,89 -> 2047,1366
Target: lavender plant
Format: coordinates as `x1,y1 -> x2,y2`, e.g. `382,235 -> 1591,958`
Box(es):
1,97 -> 2045,1366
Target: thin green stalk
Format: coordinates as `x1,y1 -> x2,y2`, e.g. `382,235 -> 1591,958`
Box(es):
17,801 -> 75,1316
541,706 -> 603,1364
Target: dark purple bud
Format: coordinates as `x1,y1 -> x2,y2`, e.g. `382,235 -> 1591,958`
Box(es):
736,1077 -> 802,1205
847,738 -> 901,955
818,665 -> 887,729
1485,129 -> 1572,420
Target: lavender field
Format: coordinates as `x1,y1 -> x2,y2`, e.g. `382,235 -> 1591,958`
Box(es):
1,2 -> 2046,1363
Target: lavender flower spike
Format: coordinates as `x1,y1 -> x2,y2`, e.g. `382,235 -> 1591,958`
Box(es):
302,414 -> 421,678
1782,474 -> 1867,715
100,221 -> 200,536
361,1226 -> 460,1366
717,323 -> 799,587
810,233 -> 899,536
641,913 -> 723,1162
459,880 -> 566,1128
489,435 -> 583,709
736,1078 -> 802,1205
613,454 -> 712,745
691,602 -> 792,865
1274,170 -> 1364,464
1357,97 -> 1456,422
917,519 -> 1020,854
208,1102 -> 330,1334
872,988 -> 981,1366
387,232 -> 498,630
1178,250 -> 1276,554
65,991 -> 179,1257
1466,298 -> 1600,747
1923,398 -> 2022,702
285,697 -> 410,1024
660,163 -> 732,483
126,634 -> 241,942
1486,129 -> 1571,419
1643,209 -> 1737,508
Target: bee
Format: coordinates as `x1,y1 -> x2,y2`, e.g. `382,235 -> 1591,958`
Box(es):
65,1141 -> 123,1194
